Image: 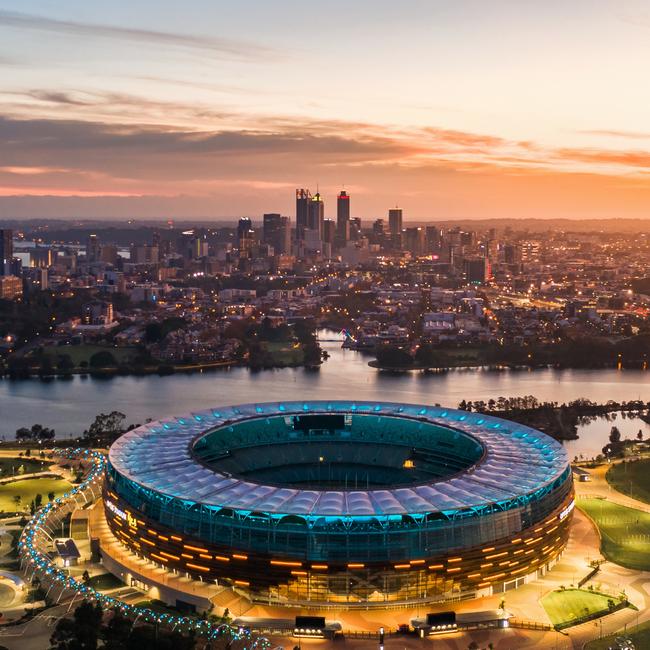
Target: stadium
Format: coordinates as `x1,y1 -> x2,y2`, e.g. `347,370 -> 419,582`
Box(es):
104,400 -> 574,608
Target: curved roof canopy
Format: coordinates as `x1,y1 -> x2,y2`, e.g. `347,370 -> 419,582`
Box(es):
108,401 -> 569,518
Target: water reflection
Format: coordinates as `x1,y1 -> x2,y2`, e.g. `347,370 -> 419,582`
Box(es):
1,331 -> 649,438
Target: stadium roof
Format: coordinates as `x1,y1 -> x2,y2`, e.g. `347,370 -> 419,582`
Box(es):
108,401 -> 569,518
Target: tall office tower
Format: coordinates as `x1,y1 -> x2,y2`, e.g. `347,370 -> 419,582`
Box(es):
426,225 -> 442,253
295,189 -> 311,241
404,227 -> 426,256
465,257 -> 491,284
349,217 -> 362,241
504,243 -> 522,265
86,234 -> 101,263
336,190 -> 350,248
237,218 -> 255,254
309,192 -> 325,238
388,208 -> 403,249
322,219 -> 336,246
0,229 -> 13,276
388,208 -> 403,236
263,213 -> 291,255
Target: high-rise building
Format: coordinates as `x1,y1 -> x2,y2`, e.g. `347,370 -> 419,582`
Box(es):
0,229 -> 13,276
322,219 -> 336,246
86,234 -> 101,263
295,189 -> 311,241
100,245 -> 119,266
309,192 -> 325,238
130,244 -> 159,265
30,246 -> 54,269
336,190 -> 350,248
349,217 -> 362,241
404,227 -> 426,256
388,208 -> 403,249
425,226 -> 442,253
0,275 -> 22,300
388,208 -> 403,236
237,218 -> 255,254
263,214 -> 291,255
465,257 -> 491,284
504,243 -> 523,265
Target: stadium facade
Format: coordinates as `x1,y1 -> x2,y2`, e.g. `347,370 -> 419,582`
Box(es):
104,401 -> 574,608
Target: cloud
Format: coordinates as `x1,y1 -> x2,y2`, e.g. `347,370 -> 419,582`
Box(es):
577,129 -> 650,140
0,110 -> 649,220
0,10 -> 279,61
555,147 -> 650,169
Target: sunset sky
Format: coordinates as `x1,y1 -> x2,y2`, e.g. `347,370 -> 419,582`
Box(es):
1,1 -> 650,220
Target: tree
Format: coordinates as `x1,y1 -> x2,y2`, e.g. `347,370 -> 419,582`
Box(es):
414,343 -> 441,368
303,341 -> 323,366
50,601 -> 103,650
57,354 -> 75,375
89,350 -> 117,369
38,355 -> 54,378
145,322 -> 163,343
48,491 -> 55,501
102,608 -> 131,650
638,429 -> 644,441
31,424 -> 55,442
375,345 -> 413,368
609,426 -> 622,444
84,412 -> 126,442
15,427 -> 31,442
12,495 -> 21,510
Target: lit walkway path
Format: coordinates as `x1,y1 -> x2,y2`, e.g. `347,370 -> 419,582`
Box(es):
575,461 -> 650,514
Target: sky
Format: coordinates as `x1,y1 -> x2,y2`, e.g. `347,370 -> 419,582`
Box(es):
1,0 -> 650,220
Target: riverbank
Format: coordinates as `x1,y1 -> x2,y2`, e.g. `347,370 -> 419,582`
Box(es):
3,334 -> 650,438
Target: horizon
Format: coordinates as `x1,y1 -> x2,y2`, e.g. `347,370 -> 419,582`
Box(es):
2,1 -> 650,219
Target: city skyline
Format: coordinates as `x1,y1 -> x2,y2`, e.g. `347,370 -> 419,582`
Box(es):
1,1 -> 650,219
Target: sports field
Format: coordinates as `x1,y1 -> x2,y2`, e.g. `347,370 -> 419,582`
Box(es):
0,477 -> 72,512
541,588 -> 619,628
577,497 -> 650,571
607,458 -> 650,505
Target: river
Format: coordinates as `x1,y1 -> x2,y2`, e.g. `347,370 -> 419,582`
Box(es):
1,331 -> 650,455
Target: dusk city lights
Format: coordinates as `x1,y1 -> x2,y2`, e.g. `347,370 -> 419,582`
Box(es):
1,2 -> 650,649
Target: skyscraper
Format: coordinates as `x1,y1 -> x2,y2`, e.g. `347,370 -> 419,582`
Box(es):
263,214 -> 291,255
295,189 -> 311,241
309,192 -> 325,238
0,229 -> 13,276
336,190 -> 350,248
349,217 -> 362,241
237,218 -> 254,254
388,208 -> 403,236
86,233 -> 101,263
404,227 -> 425,256
388,208 -> 403,249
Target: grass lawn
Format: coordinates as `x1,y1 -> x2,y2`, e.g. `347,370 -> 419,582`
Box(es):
577,497 -> 650,571
607,458 -> 650,505
39,344 -> 140,366
0,457 -> 49,478
264,341 -> 304,365
585,619 -> 650,649
0,477 -> 72,513
541,588 -> 618,628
